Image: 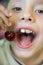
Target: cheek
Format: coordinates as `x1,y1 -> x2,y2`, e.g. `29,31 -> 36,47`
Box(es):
35,15 -> 43,22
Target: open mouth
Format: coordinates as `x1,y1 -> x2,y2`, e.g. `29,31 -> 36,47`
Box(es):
15,28 -> 37,49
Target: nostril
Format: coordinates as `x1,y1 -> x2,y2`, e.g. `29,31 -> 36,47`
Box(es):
21,17 -> 33,22
21,18 -> 25,20
28,18 -> 32,21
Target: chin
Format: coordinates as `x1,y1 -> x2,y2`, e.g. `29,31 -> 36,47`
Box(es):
11,35 -> 43,59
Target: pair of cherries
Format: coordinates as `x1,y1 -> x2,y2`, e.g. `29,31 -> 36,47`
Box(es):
5,31 -> 15,41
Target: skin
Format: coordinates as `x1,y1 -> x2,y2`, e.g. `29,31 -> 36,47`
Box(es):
0,4 -> 12,39
0,0 -> 43,65
7,0 -> 43,65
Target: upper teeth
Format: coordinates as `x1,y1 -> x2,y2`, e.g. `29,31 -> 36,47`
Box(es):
26,30 -> 32,33
20,29 -> 26,33
20,29 -> 32,34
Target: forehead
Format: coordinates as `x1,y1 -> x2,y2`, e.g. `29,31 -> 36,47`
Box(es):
9,0 -> 43,3
9,0 -> 43,6
8,0 -> 43,9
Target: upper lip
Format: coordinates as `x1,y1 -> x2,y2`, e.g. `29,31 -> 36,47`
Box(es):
14,26 -> 38,35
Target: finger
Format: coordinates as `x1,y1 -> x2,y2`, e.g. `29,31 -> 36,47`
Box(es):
0,19 -> 6,39
0,11 -> 11,26
0,18 -> 5,29
0,4 -> 12,17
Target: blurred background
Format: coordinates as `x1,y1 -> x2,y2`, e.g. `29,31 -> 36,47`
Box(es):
0,0 -> 9,7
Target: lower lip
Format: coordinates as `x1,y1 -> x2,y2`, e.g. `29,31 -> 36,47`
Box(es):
16,41 -> 34,49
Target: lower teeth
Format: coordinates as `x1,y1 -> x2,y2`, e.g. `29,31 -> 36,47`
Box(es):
16,31 -> 36,43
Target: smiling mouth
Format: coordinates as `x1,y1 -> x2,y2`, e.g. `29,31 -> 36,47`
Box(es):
15,28 -> 37,49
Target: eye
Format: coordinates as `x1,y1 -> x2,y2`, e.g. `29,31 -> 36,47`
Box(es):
12,7 -> 22,12
35,9 -> 43,14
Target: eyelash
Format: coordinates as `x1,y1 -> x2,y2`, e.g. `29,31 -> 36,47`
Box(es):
12,7 -> 22,12
12,7 -> 43,15
35,9 -> 43,14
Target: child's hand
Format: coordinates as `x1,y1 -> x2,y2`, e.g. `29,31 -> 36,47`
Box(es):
0,4 -> 12,27
0,4 -> 12,39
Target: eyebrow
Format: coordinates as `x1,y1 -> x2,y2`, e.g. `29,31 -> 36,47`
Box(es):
12,0 -> 43,4
10,0 -> 43,7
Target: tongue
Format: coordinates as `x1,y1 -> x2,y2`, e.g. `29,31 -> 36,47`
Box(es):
20,36 -> 32,46
17,36 -> 33,49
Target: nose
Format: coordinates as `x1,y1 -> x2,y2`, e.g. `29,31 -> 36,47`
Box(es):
20,10 -> 35,22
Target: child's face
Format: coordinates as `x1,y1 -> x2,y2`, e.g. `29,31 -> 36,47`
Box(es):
8,0 -> 43,63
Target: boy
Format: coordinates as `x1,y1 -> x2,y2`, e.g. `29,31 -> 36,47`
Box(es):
0,0 -> 43,65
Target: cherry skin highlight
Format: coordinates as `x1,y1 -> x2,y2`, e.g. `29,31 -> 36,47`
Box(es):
5,31 -> 15,41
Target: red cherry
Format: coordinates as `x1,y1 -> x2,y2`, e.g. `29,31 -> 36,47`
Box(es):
5,31 -> 15,41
